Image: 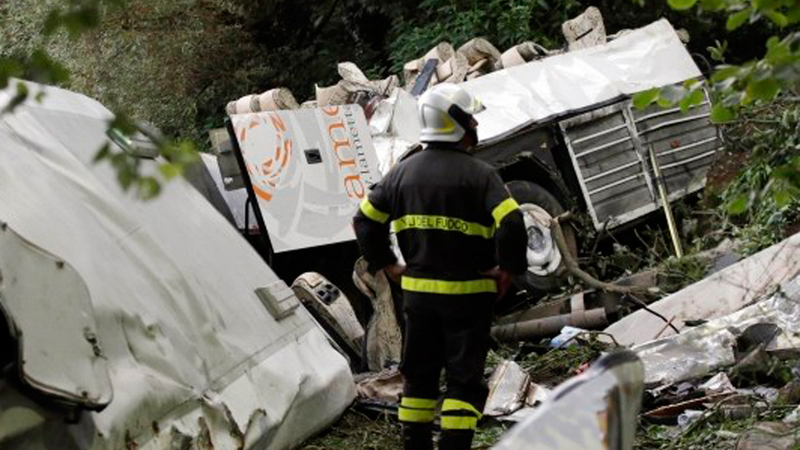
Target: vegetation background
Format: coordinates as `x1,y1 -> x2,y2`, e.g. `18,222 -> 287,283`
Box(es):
0,0 -> 779,142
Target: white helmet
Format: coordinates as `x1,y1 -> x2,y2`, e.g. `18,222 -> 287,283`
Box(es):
418,83 -> 483,143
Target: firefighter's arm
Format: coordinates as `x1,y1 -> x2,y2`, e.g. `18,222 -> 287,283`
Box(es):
353,181 -> 398,274
486,173 -> 528,275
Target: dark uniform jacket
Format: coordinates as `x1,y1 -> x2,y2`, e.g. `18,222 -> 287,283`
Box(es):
353,145 -> 527,296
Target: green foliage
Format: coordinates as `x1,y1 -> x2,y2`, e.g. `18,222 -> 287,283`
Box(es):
388,0 -> 583,73
1,0 -> 201,200
713,100 -> 800,254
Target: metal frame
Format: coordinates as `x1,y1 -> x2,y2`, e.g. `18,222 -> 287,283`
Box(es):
560,89 -> 722,231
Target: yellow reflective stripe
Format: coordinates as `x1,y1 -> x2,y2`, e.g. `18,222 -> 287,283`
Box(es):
401,277 -> 497,295
360,199 -> 390,224
398,407 -> 436,423
440,415 -> 478,430
391,214 -> 494,238
492,197 -> 520,227
442,399 -> 482,418
401,397 -> 438,409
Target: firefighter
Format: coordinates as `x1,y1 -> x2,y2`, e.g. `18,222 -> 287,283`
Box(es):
353,83 -> 528,450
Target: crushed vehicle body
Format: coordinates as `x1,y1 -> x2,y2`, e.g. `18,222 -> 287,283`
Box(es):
202,18 -> 723,297
0,80 -> 355,449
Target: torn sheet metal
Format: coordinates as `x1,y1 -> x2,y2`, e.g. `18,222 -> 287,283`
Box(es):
0,80 -> 355,450
463,19 -> 701,144
605,232 -> 800,346
492,351 -> 644,450
633,275 -> 800,386
369,88 -> 421,177
498,383 -> 552,423
484,361 -> 530,417
229,105 -> 381,253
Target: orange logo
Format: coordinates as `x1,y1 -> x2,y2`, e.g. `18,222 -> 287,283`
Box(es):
237,113 -> 293,202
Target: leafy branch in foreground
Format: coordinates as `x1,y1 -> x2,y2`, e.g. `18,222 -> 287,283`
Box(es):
1,0 -> 199,200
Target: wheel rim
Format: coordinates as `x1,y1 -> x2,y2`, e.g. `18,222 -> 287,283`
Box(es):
519,203 -> 562,276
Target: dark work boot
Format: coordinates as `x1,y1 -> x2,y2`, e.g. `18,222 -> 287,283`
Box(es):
438,430 -> 474,450
403,423 -> 434,450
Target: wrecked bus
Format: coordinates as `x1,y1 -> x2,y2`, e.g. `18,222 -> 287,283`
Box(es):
204,19 -> 721,302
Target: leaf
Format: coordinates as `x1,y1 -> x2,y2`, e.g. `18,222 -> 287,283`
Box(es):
787,7 -> 800,24
159,163 -> 182,180
711,104 -> 735,122
633,88 -> 660,110
747,78 -> 780,102
727,193 -> 749,215
138,177 -> 161,200
680,88 -> 705,112
764,9 -> 789,27
726,8 -> 751,30
773,187 -> 793,208
668,0 -> 698,9
700,0 -> 724,10
93,144 -> 111,163
711,65 -> 740,82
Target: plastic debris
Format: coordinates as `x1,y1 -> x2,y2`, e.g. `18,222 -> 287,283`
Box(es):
677,409 -> 703,428
549,326 -> 586,348
699,373 -> 736,395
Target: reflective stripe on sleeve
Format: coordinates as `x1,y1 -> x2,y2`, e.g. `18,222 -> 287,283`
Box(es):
391,214 -> 494,238
401,277 -> 497,295
360,199 -> 390,224
491,197 -> 520,227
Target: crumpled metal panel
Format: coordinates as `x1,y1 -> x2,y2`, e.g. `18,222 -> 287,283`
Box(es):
463,19 -> 701,144
0,80 -> 355,450
0,224 -> 112,409
492,351 -> 644,450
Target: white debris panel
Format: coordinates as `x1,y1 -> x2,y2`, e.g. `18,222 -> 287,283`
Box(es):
463,19 -> 702,144
0,81 -> 355,450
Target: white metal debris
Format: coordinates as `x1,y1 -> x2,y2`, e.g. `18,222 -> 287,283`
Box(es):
462,19 -> 702,144
605,232 -> 800,346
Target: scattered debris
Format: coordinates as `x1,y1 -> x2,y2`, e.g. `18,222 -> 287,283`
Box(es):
735,422 -> 800,450
561,6 -> 606,51
225,87 -> 300,115
484,361 -> 530,418
632,274 -> 800,386
354,368 -> 403,405
352,258 -> 403,372
605,232 -> 800,346
492,351 -> 644,449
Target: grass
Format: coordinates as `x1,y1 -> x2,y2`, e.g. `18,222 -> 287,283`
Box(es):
302,410 -> 403,450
